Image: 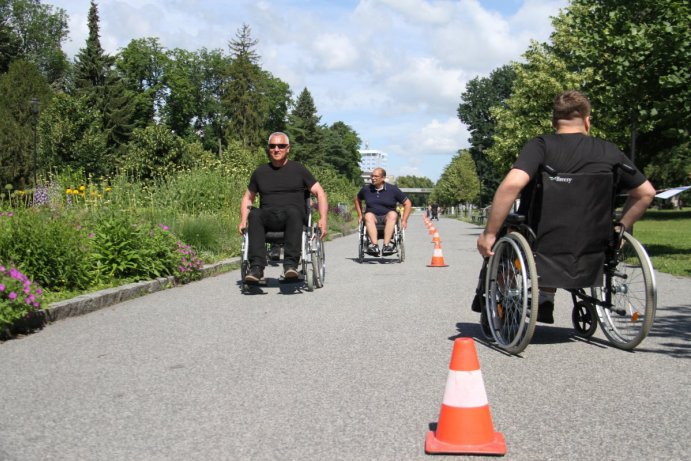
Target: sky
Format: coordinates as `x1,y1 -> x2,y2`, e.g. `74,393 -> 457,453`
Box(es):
48,0 -> 568,182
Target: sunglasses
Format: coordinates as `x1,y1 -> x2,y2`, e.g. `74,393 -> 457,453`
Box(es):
268,143 -> 288,149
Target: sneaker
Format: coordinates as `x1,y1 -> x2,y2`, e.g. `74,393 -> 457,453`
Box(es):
537,300 -> 555,324
244,266 -> 264,283
283,266 -> 299,279
382,243 -> 395,255
366,244 -> 380,256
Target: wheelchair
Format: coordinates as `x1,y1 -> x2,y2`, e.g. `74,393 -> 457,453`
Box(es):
240,199 -> 325,292
477,164 -> 656,355
357,214 -> 405,263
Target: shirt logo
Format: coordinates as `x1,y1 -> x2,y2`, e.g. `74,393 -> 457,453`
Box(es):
549,176 -> 573,184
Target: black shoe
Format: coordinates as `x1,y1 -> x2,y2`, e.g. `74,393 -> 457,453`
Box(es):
244,266 -> 264,283
537,300 -> 554,324
283,266 -> 299,279
382,243 -> 395,255
366,244 -> 380,256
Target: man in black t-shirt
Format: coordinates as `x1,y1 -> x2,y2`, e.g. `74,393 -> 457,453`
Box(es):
239,132 -> 328,282
476,90 -> 655,323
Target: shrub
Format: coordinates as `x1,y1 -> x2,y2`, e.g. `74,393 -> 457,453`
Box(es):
0,262 -> 43,333
0,209 -> 93,290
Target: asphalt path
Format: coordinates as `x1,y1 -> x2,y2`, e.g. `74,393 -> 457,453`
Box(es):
1,215 -> 689,461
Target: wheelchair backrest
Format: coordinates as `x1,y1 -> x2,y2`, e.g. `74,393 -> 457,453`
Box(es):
534,171 -> 613,258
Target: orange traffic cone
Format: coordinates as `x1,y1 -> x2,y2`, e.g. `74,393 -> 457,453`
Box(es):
425,338 -> 506,455
431,231 -> 441,244
427,242 -> 448,267
428,225 -> 436,235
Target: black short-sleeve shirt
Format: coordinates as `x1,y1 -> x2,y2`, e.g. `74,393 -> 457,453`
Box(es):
357,183 -> 408,216
248,160 -> 317,215
513,133 -> 646,190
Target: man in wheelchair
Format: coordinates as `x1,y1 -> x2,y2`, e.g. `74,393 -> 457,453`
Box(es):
476,90 -> 655,323
238,132 -> 328,283
354,168 -> 412,256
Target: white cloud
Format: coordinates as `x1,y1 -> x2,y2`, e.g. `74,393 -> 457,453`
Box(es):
311,33 -> 360,71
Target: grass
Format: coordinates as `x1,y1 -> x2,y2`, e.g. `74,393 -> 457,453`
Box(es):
631,209 -> 691,278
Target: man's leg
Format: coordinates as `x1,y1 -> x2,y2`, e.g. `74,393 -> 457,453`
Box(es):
382,210 -> 397,245
246,208 -> 267,281
537,287 -> 556,323
364,212 -> 379,245
280,207 -> 304,277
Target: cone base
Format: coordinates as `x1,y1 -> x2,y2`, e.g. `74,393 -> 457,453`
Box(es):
426,264 -> 448,267
425,430 -> 506,455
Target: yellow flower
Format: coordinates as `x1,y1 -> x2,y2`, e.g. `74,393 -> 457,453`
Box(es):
72,189 -> 80,195
79,185 -> 86,191
66,188 -> 72,194
105,187 -> 112,192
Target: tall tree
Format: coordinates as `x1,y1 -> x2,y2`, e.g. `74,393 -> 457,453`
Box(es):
320,121 -> 362,183
0,60 -> 51,188
458,65 -> 516,205
550,0 -> 690,187
288,87 -> 322,166
1,0 -> 69,84
116,37 -> 169,128
431,150 -> 481,206
72,0 -> 136,162
223,24 -> 267,148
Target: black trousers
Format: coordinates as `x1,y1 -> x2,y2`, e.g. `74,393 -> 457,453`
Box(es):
248,207 -> 303,268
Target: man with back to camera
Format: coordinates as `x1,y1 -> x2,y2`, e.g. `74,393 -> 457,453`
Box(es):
476,90 -> 655,323
239,132 -> 328,283
354,167 -> 412,256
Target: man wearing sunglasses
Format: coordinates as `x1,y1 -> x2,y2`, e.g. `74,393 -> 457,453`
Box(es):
239,132 -> 328,283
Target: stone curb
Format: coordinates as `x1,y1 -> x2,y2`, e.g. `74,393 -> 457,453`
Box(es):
44,230 -> 354,323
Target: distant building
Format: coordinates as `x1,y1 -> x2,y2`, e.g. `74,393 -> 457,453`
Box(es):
359,144 -> 390,184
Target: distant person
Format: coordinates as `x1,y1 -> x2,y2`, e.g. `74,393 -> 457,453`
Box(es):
431,203 -> 439,220
354,168 -> 412,256
476,90 -> 655,323
239,132 -> 328,283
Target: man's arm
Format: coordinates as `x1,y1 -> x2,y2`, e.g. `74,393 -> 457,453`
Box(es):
354,193 -> 363,222
310,182 -> 329,237
619,180 -> 655,231
477,168 -> 531,257
238,189 -> 256,234
400,198 -> 412,229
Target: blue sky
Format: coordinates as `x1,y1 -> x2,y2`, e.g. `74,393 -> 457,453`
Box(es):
50,0 -> 567,181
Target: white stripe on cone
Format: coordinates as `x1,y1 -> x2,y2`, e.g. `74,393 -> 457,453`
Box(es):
442,370 -> 489,408
433,248 -> 444,256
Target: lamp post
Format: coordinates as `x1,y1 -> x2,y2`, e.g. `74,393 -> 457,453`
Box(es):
30,98 -> 40,187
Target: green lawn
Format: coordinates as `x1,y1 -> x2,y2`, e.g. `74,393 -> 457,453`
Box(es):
632,209 -> 691,278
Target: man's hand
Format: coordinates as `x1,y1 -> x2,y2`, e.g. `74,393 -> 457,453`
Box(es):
238,221 -> 247,235
401,219 -> 408,230
477,230 -> 496,258
318,217 -> 328,238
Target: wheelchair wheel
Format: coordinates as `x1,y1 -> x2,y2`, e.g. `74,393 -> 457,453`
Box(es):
572,300 -> 597,338
311,231 -> 325,288
398,237 -> 405,263
484,232 -> 538,354
357,223 -> 365,263
592,232 -> 656,350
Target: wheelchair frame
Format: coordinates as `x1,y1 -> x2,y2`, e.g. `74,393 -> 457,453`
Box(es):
357,214 -> 405,263
480,164 -> 656,354
240,198 -> 325,292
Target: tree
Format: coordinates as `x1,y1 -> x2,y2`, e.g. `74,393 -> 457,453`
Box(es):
116,37 -> 169,128
0,60 -> 51,188
1,0 -> 70,84
550,0 -> 690,187
458,65 -> 516,205
431,150 -> 481,206
397,175 -> 435,206
73,0 -> 137,160
223,24 -> 268,148
486,42 -> 585,172
288,87 -> 323,166
320,121 -> 362,183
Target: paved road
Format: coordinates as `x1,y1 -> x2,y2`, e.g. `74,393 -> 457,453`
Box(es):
1,215 -> 689,461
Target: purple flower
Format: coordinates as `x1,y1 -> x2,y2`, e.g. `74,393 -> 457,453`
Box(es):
8,292 -> 17,300
0,283 -> 4,291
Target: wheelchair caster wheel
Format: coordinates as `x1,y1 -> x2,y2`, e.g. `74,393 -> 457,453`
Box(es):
572,301 -> 597,338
